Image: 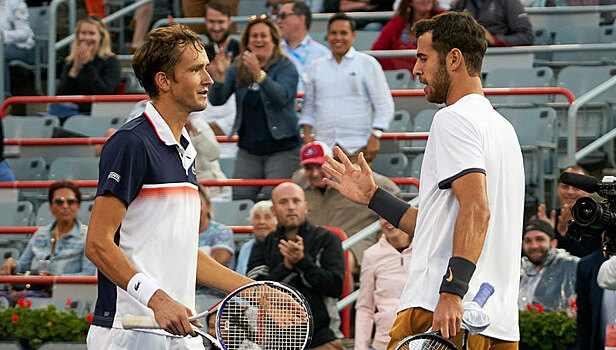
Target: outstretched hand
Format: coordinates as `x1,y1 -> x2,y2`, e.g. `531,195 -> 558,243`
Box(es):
322,146 -> 378,205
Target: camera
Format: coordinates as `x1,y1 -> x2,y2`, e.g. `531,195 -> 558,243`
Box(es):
564,173 -> 616,256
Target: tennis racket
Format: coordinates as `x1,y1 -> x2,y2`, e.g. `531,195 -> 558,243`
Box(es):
393,282 -> 495,350
122,281 -> 313,350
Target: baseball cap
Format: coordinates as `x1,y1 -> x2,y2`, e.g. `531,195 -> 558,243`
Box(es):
300,141 -> 332,166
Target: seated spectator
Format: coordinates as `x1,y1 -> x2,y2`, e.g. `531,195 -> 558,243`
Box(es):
1,0 -> 34,97
538,165 -> 601,258
235,200 -> 277,275
209,15 -> 301,201
355,217 -> 412,350
451,0 -> 533,46
518,219 -> 579,313
371,0 -> 445,73
0,181 -> 95,302
55,16 -> 120,117
293,142 -> 401,273
247,183 -> 346,349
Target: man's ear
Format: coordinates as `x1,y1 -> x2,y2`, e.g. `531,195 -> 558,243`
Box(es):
448,48 -> 464,71
155,71 -> 171,93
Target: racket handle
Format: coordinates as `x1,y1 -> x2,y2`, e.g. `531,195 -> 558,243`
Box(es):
472,282 -> 495,308
122,315 -> 160,329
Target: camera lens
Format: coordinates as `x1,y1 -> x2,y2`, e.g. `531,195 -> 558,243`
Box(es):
573,197 -> 601,225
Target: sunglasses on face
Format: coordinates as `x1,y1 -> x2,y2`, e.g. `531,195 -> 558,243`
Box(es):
53,197 -> 78,205
248,14 -> 269,22
278,12 -> 299,20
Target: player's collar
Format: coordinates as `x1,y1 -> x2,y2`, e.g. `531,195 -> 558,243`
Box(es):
143,101 -> 192,147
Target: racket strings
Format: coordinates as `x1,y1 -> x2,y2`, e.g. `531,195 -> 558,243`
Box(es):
398,338 -> 458,350
219,284 -> 309,350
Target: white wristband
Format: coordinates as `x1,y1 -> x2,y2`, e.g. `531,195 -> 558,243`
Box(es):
127,273 -> 161,307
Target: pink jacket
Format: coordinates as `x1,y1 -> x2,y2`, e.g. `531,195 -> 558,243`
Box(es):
355,235 -> 412,350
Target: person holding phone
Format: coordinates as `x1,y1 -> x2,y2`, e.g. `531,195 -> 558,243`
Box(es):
208,15 -> 301,202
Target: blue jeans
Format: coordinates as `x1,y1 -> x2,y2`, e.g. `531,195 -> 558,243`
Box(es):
0,160 -> 15,181
3,44 -> 34,94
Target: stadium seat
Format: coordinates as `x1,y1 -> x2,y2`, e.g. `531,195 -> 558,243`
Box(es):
63,115 -> 126,137
309,31 -> 328,47
552,26 -> 616,63
556,65 -> 616,104
3,116 -> 59,138
48,157 -> 100,198
371,153 -> 408,178
387,110 -> 411,132
120,68 -> 145,94
498,107 -> 558,206
408,153 -> 423,179
483,67 -> 554,105
237,0 -> 267,16
0,341 -> 23,350
6,157 -> 48,201
384,69 -> 412,90
210,199 -> 254,226
354,31 -> 381,51
77,200 -> 95,224
410,109 -> 437,148
0,201 -> 33,227
219,156 -> 236,179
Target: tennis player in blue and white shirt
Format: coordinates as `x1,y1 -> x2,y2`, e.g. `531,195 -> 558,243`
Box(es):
85,25 -> 253,349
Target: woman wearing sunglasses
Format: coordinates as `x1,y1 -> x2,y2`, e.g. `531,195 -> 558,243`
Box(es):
208,15 -> 301,202
0,181 -> 95,290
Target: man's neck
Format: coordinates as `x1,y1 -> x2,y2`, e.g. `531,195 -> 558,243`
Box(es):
151,99 -> 190,143
284,229 -> 299,241
445,76 -> 484,106
213,36 -> 231,50
286,31 -> 308,49
388,235 -> 410,250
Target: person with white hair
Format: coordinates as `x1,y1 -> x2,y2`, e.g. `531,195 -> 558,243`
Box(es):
235,200 -> 277,275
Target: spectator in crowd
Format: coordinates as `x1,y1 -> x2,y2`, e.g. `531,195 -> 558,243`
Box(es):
196,185 -> 236,306
181,0 -> 239,35
371,0 -> 445,73
247,182 -> 346,349
1,0 -> 35,97
451,0 -> 533,46
293,141 -> 400,272
191,0 -> 240,138
56,16 -> 120,116
355,217 -> 412,350
0,181 -> 95,304
0,118 -> 15,181
209,15 -> 301,201
129,1 -> 154,53
538,165 -> 601,257
235,200 -> 277,275
277,1 -> 330,92
518,218 -> 579,313
300,13 -> 394,165
576,247 -> 608,350
189,120 -> 231,198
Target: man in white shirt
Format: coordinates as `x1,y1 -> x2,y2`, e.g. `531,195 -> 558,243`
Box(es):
277,1 -> 330,93
300,12 -> 394,165
322,12 -> 524,350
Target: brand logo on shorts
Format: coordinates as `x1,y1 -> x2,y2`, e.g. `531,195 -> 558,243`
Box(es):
108,172 -> 121,182
134,281 -> 141,291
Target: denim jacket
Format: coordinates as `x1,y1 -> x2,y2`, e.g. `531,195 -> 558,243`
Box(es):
16,221 -> 96,276
209,55 -> 299,140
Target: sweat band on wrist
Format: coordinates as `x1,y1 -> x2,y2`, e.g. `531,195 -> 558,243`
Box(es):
368,187 -> 410,228
127,272 -> 161,307
439,257 -> 476,299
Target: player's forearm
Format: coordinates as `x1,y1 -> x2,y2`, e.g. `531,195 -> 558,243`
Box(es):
451,201 -> 490,263
398,206 -> 418,237
85,234 -> 138,289
196,250 -> 253,293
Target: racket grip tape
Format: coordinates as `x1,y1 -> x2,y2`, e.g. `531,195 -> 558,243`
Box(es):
122,315 -> 161,329
472,282 -> 495,308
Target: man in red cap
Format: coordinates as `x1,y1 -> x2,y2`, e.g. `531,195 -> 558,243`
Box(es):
292,141 -> 400,273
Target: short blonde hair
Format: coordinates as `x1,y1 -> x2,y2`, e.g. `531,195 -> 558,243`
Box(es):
67,16 -> 115,61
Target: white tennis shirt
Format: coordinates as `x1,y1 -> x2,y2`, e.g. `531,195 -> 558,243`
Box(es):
398,94 -> 525,341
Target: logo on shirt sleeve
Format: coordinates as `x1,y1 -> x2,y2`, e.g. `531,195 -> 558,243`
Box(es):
108,172 -> 121,182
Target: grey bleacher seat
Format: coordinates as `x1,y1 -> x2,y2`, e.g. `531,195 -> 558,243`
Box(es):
3,116 -> 59,138
77,200 -> 95,224
6,157 -> 48,201
556,65 -> 616,104
387,110 -> 411,132
63,115 -> 126,137
309,31 -> 328,47
552,26 -> 616,63
0,342 -> 23,350
371,153 -> 408,178
211,199 -> 254,226
483,67 -> 554,105
237,0 -> 267,16
384,69 -> 412,90
219,156 -> 236,179
37,343 -> 86,350
48,157 -> 100,198
0,201 -> 33,226
354,31 -> 381,51
8,6 -> 49,96
120,68 -> 146,94
498,107 -> 558,206
410,108 -> 437,148
408,153 -> 423,179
